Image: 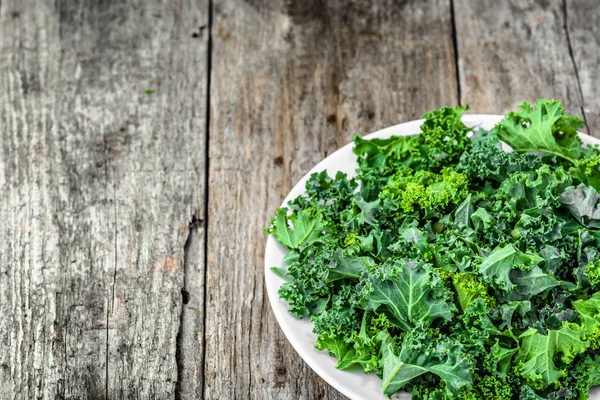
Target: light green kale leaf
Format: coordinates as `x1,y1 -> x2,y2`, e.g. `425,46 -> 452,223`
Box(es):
573,291 -> 600,349
515,323 -> 589,390
267,208 -> 326,249
495,99 -> 584,164
451,272 -> 494,312
571,154 -> 600,192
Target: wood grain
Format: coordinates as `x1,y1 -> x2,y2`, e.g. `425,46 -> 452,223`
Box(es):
566,0 -> 600,134
204,0 -> 458,398
0,0 -> 208,398
454,0 -> 586,123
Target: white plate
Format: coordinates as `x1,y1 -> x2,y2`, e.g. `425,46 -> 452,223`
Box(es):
264,114 -> 600,400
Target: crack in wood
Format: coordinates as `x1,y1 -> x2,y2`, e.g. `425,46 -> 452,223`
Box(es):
200,1 -> 213,399
450,0 -> 462,105
562,0 -> 590,133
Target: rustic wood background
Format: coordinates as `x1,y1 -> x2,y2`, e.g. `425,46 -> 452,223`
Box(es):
0,0 -> 597,399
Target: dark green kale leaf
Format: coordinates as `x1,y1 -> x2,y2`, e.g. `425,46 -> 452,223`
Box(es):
367,260 -> 456,331
560,184 -> 600,229
507,266 -> 564,300
457,128 -> 542,182
274,245 -> 333,318
379,329 -> 472,395
326,248 -> 374,282
477,244 -> 544,292
452,299 -> 502,360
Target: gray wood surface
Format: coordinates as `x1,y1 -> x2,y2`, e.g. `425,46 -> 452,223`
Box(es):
0,0 -> 598,399
0,0 -> 208,398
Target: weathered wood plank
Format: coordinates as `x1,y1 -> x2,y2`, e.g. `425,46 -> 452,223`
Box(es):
454,0 -> 586,122
0,1 -> 208,398
204,0 -> 458,398
176,219 -> 207,399
566,0 -> 600,135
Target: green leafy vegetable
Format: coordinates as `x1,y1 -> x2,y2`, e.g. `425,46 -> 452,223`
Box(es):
367,260 -> 456,330
514,323 -> 588,389
573,292 -> 600,349
379,330 -> 471,395
266,100 -> 600,398
477,244 -> 543,292
571,154 -> 600,192
452,272 -> 493,312
495,99 -> 584,163
560,183 -> 600,228
267,208 -> 326,249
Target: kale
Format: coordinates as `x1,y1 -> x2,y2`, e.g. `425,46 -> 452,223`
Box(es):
266,99 -> 600,398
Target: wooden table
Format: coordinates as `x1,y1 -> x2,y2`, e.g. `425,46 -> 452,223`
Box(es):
0,0 -> 598,398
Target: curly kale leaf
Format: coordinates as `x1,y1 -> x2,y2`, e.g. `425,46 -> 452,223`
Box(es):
495,99 -> 584,164
353,105 -> 471,177
272,246 -> 339,318
419,105 -> 472,165
477,244 -> 544,292
507,266 -> 564,300
379,167 -> 469,213
379,329 -> 472,395
519,385 -> 547,400
495,164 -> 572,214
367,260 -> 456,331
353,134 -> 422,172
267,208 -> 327,250
560,184 -> 600,229
453,300 -> 502,359
451,272 -> 494,312
515,323 -> 589,390
326,248 -> 374,282
544,355 -> 600,400
485,339 -> 519,379
314,309 -> 395,374
571,154 -> 600,192
583,259 -> 600,289
457,128 -> 543,182
411,374 -> 514,400
572,292 -> 600,350
297,171 -> 357,207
